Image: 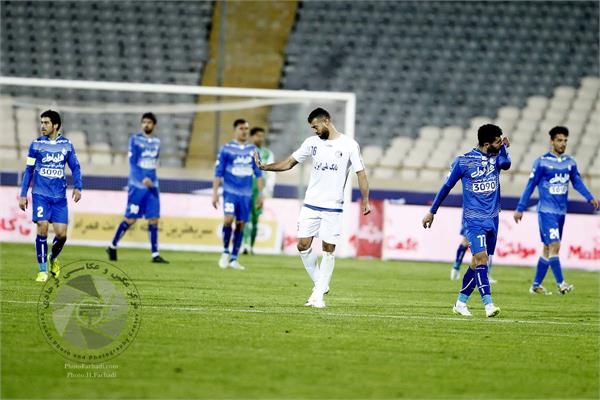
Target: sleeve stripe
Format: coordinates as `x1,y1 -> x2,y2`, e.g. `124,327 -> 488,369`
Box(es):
26,157 -> 36,166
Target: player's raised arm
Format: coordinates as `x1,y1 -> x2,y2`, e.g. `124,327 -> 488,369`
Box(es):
67,143 -> 83,202
254,152 -> 298,172
514,158 -> 543,222
423,157 -> 463,228
497,137 -> 512,170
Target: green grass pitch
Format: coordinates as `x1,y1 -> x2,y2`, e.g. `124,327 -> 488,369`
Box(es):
1,242 -> 598,399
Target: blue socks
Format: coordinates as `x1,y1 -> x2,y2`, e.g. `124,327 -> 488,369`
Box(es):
111,221 -> 130,247
230,226 -> 244,261
549,256 -> 564,285
458,267 -> 477,303
36,235 -> 48,272
458,265 -> 494,305
148,224 -> 159,255
50,236 -> 66,261
453,244 -> 467,270
533,257 -> 550,287
222,225 -> 233,253
475,265 -> 493,305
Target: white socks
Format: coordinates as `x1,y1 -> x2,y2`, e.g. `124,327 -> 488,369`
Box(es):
315,251 -> 335,297
299,248 -> 318,284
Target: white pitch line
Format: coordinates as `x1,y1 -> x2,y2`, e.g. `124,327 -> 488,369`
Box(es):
2,299 -> 598,327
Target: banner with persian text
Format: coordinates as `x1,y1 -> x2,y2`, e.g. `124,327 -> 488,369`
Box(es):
383,203 -> 600,270
2,187 -> 598,269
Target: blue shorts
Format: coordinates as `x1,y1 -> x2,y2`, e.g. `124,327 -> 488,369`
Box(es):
125,187 -> 160,219
463,216 -> 499,256
223,193 -> 251,222
538,212 -> 565,245
32,194 -> 68,224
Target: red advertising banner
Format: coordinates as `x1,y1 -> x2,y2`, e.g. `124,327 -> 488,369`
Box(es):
356,199 -> 384,258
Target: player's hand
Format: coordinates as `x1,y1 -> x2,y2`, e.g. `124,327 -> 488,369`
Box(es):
142,177 -> 153,188
513,211 -> 523,223
362,199 -> 371,215
253,151 -> 265,170
422,212 -> 434,229
502,137 -> 511,148
212,193 -> 219,209
72,189 -> 82,203
256,195 -> 264,209
590,199 -> 599,210
18,196 -> 28,211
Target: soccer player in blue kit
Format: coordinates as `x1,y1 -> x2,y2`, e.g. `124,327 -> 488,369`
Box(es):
514,126 -> 598,295
423,124 -> 511,317
212,119 -> 264,270
107,113 -> 169,263
19,110 -> 82,282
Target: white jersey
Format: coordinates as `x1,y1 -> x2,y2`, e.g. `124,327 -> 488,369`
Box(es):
291,134 -> 364,211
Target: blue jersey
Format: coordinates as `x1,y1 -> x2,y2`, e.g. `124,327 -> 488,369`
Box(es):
128,133 -> 160,189
516,152 -> 594,215
20,134 -> 82,199
214,140 -> 262,197
430,146 -> 511,221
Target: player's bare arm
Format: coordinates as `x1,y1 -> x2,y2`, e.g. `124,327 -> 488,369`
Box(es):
254,152 -> 298,172
256,177 -> 265,209
590,199 -> 599,210
18,196 -> 28,211
211,177 -> 222,209
72,189 -> 82,203
143,177 -> 154,188
356,170 -> 371,215
422,212 -> 434,228
513,210 -> 523,223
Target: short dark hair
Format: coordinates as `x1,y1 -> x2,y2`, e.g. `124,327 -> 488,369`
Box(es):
40,110 -> 61,130
141,112 -> 157,124
250,127 -> 265,136
307,108 -> 330,123
477,124 -> 503,146
549,126 -> 569,140
233,119 -> 247,128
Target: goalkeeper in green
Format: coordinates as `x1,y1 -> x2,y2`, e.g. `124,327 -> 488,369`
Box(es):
242,127 -> 275,254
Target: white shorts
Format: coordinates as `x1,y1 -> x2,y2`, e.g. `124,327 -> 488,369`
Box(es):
297,206 -> 343,245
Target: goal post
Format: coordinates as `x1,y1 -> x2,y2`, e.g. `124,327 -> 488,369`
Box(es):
0,76 -> 358,256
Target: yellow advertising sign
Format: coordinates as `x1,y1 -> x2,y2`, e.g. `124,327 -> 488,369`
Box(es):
70,213 -> 278,248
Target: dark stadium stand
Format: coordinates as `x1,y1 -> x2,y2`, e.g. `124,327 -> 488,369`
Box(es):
0,1 -> 598,190
272,1 -> 598,149
0,0 -> 214,167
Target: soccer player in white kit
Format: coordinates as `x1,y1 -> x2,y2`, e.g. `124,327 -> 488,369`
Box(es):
254,108 -> 371,308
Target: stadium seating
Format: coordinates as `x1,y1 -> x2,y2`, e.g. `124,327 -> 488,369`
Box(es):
1,1 -> 598,193
0,0 -> 213,167
369,76 -> 600,191
272,1 -> 598,160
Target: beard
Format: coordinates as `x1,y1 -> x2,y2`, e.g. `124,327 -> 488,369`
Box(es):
317,128 -> 330,140
487,145 -> 500,154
